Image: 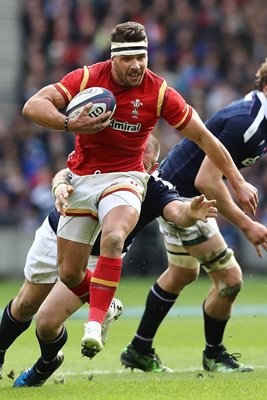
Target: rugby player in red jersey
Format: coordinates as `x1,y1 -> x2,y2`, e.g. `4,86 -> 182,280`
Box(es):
10,135 -> 216,386
21,21 -> 258,366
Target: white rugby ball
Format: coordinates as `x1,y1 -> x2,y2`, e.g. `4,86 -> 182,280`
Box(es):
66,87 -> 116,119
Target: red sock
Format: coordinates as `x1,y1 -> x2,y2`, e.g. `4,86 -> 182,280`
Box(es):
89,255 -> 122,323
69,269 -> 92,303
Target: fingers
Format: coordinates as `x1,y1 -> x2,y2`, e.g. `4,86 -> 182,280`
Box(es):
83,104 -> 112,127
191,194 -> 207,207
55,200 -> 67,217
205,199 -> 217,208
204,208 -> 217,220
254,240 -> 267,258
208,207 -> 218,217
70,104 -> 112,134
94,116 -> 111,131
248,194 -> 258,215
236,181 -> 259,216
193,204 -> 217,223
55,185 -> 73,216
55,195 -> 68,216
254,244 -> 262,259
193,195 -> 216,206
196,194 -> 205,203
242,185 -> 259,215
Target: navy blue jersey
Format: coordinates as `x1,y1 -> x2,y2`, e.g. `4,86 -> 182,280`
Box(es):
161,90 -> 267,197
48,172 -> 179,255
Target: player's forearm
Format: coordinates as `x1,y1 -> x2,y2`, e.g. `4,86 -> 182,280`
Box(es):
198,136 -> 245,188
52,168 -> 71,187
51,168 -> 71,198
22,85 -> 67,131
214,197 -> 250,229
196,178 -> 250,229
175,202 -> 197,227
23,97 -> 66,130
163,200 -> 198,227
198,141 -> 258,216
215,196 -> 257,238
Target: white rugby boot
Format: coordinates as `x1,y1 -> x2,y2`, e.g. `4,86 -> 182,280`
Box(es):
101,298 -> 123,345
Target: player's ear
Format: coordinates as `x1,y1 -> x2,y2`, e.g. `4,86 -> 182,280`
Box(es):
149,162 -> 159,174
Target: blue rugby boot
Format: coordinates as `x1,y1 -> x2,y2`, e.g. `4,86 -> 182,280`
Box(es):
13,351 -> 64,387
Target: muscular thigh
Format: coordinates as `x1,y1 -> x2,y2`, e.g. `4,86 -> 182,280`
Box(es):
158,216 -> 219,247
185,232 -> 241,276
185,232 -> 228,259
57,215 -> 101,245
56,173 -> 103,244
159,215 -> 240,277
99,192 -> 141,226
100,202 -> 140,235
57,171 -> 148,244
158,216 -> 220,270
57,237 -> 92,275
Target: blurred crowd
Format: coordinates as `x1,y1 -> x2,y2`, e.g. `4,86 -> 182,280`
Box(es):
1,0 -> 267,249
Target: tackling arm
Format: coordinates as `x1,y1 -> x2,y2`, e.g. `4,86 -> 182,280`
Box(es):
179,109 -> 259,216
163,195 -> 217,228
195,156 -> 267,257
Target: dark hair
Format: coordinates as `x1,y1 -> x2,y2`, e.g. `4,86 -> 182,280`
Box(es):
255,58 -> 267,90
110,21 -> 147,43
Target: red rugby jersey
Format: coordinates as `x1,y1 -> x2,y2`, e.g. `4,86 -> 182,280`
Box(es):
55,60 -> 192,175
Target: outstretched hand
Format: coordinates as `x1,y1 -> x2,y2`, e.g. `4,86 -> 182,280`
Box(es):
189,194 -> 217,223
55,183 -> 74,216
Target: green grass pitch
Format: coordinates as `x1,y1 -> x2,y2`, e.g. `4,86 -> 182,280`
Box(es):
0,274 -> 267,399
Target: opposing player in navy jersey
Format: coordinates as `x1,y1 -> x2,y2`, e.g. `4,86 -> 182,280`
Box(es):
121,58 -> 267,373
1,136 -> 216,386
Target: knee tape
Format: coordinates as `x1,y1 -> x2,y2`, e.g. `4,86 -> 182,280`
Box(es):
197,246 -> 239,272
99,191 -> 141,222
165,243 -> 200,269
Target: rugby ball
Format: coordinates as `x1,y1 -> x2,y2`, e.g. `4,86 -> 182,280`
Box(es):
66,87 -> 116,120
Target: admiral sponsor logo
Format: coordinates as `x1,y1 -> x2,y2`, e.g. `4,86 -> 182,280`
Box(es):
110,118 -> 141,132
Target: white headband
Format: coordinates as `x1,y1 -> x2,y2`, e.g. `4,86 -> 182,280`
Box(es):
111,41 -> 148,57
